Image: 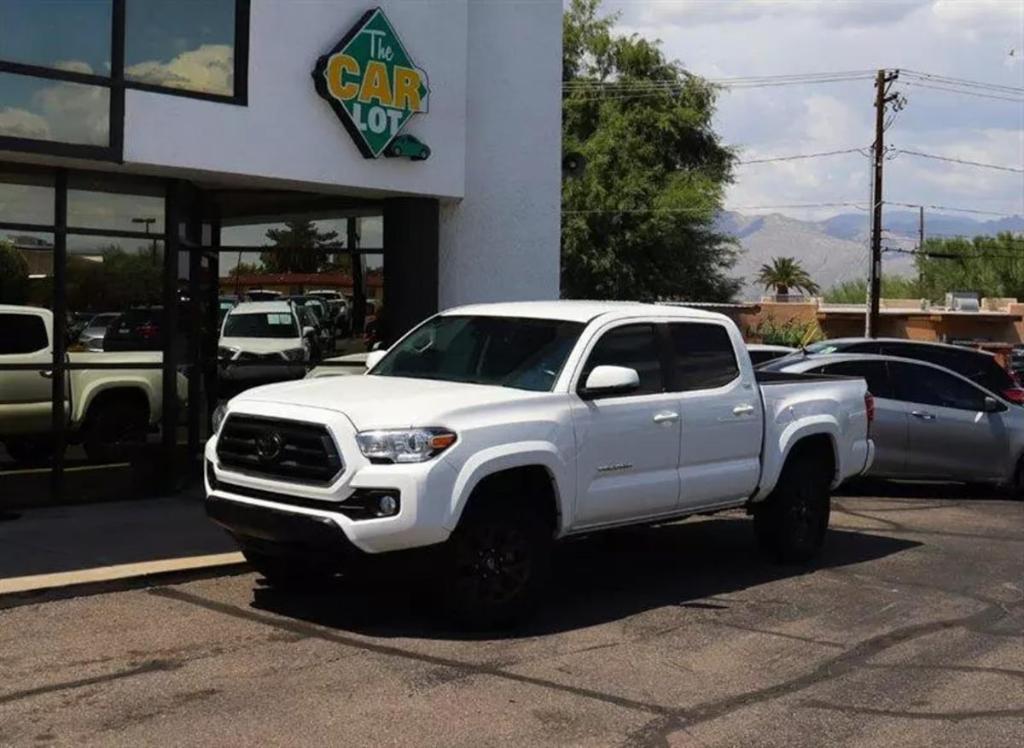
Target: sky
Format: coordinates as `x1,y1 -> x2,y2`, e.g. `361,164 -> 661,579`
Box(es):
603,0 -> 1024,220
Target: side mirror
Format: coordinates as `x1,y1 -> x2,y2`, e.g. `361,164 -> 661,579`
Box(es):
302,326 -> 315,338
983,396 -> 1006,413
579,365 -> 640,399
364,350 -> 386,371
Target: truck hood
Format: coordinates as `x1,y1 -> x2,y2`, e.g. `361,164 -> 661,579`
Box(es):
220,337 -> 302,354
231,375 -> 538,430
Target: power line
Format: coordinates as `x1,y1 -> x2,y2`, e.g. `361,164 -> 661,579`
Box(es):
901,69 -> 1024,96
894,149 -> 1024,174
885,201 -> 1023,218
735,147 -> 868,165
902,80 -> 1024,103
563,201 -> 868,216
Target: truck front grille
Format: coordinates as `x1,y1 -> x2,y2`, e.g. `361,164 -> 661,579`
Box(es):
216,415 -> 343,484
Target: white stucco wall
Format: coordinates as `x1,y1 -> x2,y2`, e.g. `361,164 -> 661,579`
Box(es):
124,0 -> 468,198
438,0 -> 562,307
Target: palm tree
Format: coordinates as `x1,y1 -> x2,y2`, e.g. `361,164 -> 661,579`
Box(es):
757,257 -> 820,298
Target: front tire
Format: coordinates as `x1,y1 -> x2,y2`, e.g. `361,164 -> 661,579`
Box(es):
754,451 -> 832,564
442,500 -> 551,629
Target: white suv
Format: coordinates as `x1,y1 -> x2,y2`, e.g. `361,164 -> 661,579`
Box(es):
218,301 -> 310,385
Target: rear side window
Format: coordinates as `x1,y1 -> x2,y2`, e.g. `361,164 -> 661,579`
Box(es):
667,323 -> 739,391
0,313 -> 48,355
581,324 -> 664,396
890,361 -> 986,411
818,360 -> 894,398
880,342 -> 1013,394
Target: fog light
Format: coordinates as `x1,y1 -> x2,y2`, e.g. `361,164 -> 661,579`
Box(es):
377,494 -> 399,517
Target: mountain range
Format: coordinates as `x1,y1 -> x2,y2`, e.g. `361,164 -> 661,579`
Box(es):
719,210 -> 1024,300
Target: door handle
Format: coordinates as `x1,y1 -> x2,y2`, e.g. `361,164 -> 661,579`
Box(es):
39,370 -> 53,379
732,404 -> 755,416
911,411 -> 935,421
653,411 -> 679,424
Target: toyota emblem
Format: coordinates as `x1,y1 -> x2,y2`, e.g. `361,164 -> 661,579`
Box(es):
255,430 -> 284,462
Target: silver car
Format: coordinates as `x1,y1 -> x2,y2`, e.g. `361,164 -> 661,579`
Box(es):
763,353 -> 1023,491
77,312 -> 120,351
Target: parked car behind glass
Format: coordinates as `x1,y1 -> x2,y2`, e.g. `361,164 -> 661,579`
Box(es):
77,312 -> 120,351
762,352 -> 1023,493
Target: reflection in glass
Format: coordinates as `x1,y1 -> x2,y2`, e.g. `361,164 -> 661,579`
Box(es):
65,236 -> 164,327
0,170 -> 55,225
68,180 -> 165,233
0,0 -> 112,75
0,232 -> 53,308
0,72 -> 109,146
125,0 -> 236,96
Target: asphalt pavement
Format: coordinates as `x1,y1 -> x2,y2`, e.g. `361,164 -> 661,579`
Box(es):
1,487 -> 1021,747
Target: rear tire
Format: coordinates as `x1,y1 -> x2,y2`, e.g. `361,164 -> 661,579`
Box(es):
754,451 -> 832,564
1009,457 -> 1024,501
442,497 -> 551,629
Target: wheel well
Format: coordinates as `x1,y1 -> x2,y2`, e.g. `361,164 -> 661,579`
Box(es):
785,434 -> 836,482
84,387 -> 150,426
461,465 -> 559,534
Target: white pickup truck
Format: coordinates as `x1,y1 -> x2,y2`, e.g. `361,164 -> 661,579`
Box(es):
205,301 -> 874,626
0,304 -> 183,463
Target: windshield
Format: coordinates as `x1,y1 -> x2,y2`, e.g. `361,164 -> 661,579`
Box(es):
372,315 -> 584,392
223,312 -> 298,339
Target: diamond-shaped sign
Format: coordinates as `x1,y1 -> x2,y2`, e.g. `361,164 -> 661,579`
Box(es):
313,7 -> 431,160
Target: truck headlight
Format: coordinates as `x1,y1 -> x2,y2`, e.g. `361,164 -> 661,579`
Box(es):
356,428 -> 457,464
281,347 -> 306,362
211,403 -> 228,434
217,346 -> 237,362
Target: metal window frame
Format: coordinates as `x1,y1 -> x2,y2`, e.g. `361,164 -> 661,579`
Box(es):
0,0 -> 251,162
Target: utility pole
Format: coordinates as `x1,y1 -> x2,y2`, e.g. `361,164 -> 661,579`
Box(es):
866,68 -> 901,338
918,205 -> 924,251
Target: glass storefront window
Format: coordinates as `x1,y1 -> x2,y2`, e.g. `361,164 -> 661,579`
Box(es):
68,177 -> 165,234
0,0 -> 112,76
0,72 -> 109,146
125,0 -> 237,97
0,169 -> 54,225
0,231 -> 53,309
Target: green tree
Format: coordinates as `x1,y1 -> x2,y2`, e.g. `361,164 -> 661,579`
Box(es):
0,239 -> 29,304
66,245 -> 162,311
561,0 -> 739,301
824,275 -> 923,304
228,261 -> 264,277
916,233 -> 1024,301
757,257 -> 820,297
262,220 -> 341,273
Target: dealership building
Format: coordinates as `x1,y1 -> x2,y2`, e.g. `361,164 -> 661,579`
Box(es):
0,0 -> 562,502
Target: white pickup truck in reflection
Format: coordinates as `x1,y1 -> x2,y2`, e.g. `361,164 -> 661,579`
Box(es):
0,304 -> 185,464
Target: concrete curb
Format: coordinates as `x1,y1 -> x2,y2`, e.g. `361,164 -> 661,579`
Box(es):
0,552 -> 249,609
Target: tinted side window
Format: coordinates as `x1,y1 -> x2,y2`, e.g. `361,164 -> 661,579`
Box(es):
582,324 -> 664,396
667,323 -> 739,391
0,313 -> 48,355
820,361 -> 894,398
891,362 -> 985,411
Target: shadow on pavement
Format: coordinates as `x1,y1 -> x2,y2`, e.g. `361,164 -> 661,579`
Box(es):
250,514 -> 919,640
838,478 -> 1008,501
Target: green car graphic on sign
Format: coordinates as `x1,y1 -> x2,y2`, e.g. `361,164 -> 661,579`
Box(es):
313,7 -> 431,160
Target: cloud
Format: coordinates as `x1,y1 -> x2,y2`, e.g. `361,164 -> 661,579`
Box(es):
0,108 -> 51,140
126,44 -> 234,96
620,0 -> 930,28
32,80 -> 108,146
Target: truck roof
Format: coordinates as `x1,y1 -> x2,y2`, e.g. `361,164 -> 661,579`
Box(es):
442,300 -> 729,324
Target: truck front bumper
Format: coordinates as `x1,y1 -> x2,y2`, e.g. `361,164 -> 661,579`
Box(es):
204,420 -> 458,556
